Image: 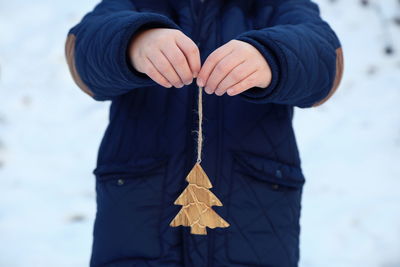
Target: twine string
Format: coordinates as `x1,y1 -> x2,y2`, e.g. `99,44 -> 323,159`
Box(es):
196,86 -> 203,164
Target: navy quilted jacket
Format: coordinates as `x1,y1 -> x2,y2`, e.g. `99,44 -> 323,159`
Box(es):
65,0 -> 343,266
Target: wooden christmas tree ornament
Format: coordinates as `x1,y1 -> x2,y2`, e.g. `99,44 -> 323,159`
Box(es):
169,86 -> 230,235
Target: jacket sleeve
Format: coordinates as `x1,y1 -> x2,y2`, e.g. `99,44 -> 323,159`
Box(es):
65,0 -> 181,101
234,0 -> 344,108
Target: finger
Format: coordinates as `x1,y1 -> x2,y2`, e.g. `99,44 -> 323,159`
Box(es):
161,44 -> 193,85
148,51 -> 183,88
226,70 -> 259,96
176,36 -> 201,78
209,54 -> 245,95
142,57 -> 172,88
217,61 -> 255,93
196,44 -> 234,87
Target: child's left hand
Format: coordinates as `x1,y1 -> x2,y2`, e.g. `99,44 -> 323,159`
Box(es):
196,40 -> 272,96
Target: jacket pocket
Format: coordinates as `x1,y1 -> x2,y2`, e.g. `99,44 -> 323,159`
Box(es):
91,156 -> 169,264
226,150 -> 305,267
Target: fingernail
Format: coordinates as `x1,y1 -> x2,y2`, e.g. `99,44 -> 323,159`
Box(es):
227,89 -> 234,95
197,78 -> 204,87
205,87 -> 211,94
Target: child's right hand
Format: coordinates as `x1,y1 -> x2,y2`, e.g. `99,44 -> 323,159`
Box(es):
129,28 -> 201,88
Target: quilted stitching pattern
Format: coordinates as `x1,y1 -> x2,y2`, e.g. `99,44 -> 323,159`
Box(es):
65,0 -> 342,266
224,153 -> 303,266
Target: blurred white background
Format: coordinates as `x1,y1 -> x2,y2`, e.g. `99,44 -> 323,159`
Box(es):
0,0 -> 399,266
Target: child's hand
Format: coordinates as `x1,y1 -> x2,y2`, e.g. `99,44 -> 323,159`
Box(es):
196,40 -> 272,96
129,28 -> 201,88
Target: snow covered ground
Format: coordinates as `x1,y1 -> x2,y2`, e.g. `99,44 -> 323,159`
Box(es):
0,0 -> 399,266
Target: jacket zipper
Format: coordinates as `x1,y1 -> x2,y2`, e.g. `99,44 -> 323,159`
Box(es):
209,4 -> 223,267
182,1 -> 207,267
194,2 -> 223,267
191,0 -> 206,47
